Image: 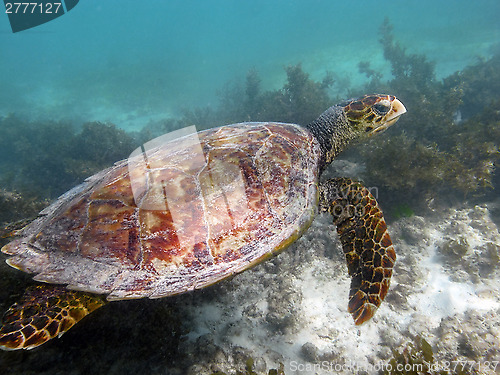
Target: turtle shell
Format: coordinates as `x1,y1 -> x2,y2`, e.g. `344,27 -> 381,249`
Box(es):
3,123 -> 321,300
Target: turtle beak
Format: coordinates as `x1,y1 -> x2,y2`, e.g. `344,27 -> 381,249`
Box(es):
385,98 -> 407,125
373,98 -> 407,134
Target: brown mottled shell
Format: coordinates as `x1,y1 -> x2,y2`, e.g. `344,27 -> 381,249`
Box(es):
3,123 -> 321,300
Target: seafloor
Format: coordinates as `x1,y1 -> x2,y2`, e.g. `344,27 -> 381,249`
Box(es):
0,195 -> 499,375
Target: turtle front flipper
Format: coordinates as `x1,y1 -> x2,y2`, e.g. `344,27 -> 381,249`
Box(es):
319,177 -> 396,325
0,284 -> 106,350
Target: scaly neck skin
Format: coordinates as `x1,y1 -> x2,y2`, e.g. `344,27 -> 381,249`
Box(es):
305,105 -> 358,175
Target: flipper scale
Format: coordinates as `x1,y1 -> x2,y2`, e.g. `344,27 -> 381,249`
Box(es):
0,285 -> 106,350
320,177 -> 396,324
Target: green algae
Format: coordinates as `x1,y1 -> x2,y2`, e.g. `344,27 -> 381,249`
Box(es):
391,203 -> 415,219
384,336 -> 477,375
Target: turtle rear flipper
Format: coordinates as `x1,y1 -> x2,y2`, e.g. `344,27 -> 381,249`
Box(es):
0,285 -> 106,350
320,177 -> 396,324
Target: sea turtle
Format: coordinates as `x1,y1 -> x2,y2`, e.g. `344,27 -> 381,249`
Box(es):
0,94 -> 406,350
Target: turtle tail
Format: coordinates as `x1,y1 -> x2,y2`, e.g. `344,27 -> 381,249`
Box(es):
0,284 -> 106,350
320,177 -> 396,325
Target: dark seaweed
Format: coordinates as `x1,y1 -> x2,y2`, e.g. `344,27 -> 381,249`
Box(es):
182,63 -> 333,129
354,19 -> 500,215
383,336 -> 476,375
0,118 -> 138,199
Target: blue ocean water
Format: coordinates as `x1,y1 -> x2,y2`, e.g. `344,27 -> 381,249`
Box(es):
1,0 -> 498,129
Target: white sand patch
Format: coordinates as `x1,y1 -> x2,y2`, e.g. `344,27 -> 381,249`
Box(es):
178,203 -> 500,374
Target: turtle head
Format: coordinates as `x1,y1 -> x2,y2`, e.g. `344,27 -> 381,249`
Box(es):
341,94 -> 406,137
306,94 -> 406,172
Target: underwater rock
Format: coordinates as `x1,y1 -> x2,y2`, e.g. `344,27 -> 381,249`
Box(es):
1,192 -> 499,375
437,310 -> 500,363
300,342 -> 319,363
438,205 -> 500,283
265,280 -> 302,335
173,202 -> 499,374
327,159 -> 365,180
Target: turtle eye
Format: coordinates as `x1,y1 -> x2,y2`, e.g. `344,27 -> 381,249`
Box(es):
373,102 -> 390,115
